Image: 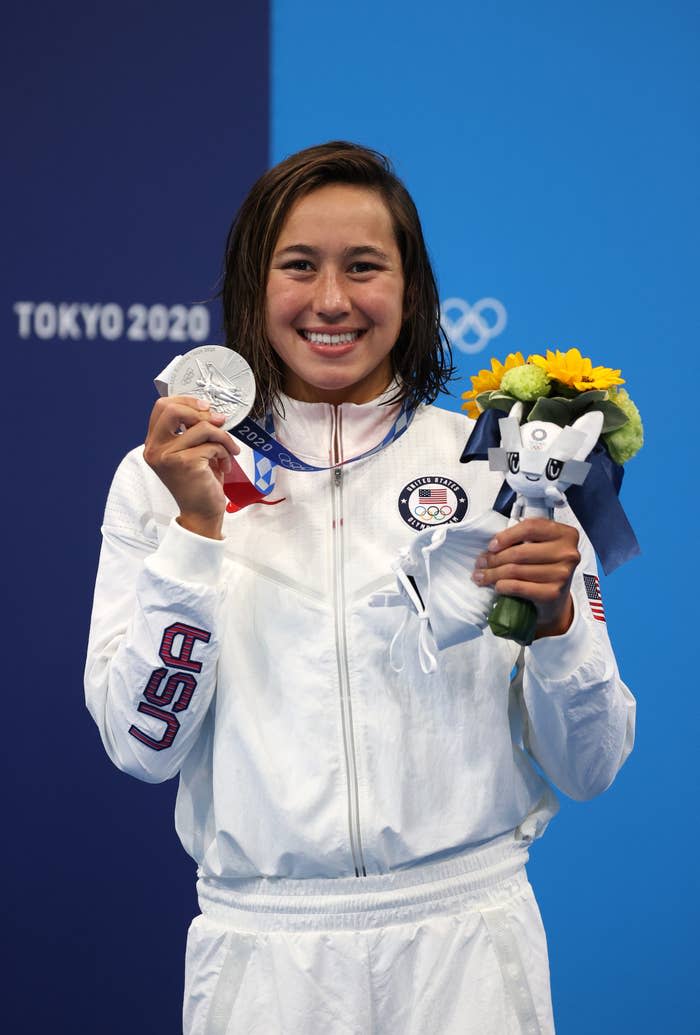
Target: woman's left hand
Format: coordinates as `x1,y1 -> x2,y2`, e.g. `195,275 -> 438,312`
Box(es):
472,518 -> 580,638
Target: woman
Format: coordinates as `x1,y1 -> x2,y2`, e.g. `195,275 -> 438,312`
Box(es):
85,141 -> 635,1034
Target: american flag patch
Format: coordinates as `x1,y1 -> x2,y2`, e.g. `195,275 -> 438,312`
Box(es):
583,573 -> 606,622
418,486 -> 447,504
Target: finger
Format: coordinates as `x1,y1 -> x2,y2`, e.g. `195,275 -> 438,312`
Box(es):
164,420 -> 240,456
487,519 -> 578,552
181,441 -> 237,475
148,405 -> 228,447
476,539 -> 580,570
490,581 -> 574,634
474,561 -> 575,588
147,395 -> 224,438
498,563 -> 572,587
157,440 -> 237,483
173,394 -> 215,408
488,578 -> 570,606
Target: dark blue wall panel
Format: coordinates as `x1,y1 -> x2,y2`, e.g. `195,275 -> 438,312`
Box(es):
2,4 -> 269,1031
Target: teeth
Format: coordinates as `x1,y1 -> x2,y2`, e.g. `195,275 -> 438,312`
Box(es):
303,331 -> 360,345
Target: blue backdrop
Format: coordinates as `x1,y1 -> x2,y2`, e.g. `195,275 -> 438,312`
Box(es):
273,2 -> 698,1031
3,1 -> 697,1031
3,3 -> 269,1032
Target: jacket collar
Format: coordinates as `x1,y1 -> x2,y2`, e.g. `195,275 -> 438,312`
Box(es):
272,384 -> 405,465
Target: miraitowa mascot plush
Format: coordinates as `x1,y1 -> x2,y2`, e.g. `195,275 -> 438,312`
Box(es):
483,403 -> 604,644
370,404 -> 605,667
488,402 -> 603,521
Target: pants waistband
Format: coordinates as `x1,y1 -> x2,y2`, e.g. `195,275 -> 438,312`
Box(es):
196,835 -> 531,933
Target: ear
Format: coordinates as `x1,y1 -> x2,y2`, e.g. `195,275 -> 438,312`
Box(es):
487,447 -> 509,472
497,416 -> 522,452
570,410 -> 604,460
509,401 -> 525,424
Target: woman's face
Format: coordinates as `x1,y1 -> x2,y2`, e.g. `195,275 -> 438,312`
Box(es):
265,183 -> 404,405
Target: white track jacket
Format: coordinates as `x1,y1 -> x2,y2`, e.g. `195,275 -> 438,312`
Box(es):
85,393 -> 635,880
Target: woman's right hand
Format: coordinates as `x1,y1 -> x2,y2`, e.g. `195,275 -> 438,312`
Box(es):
143,395 -> 240,540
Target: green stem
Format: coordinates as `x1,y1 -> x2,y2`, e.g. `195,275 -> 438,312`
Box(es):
487,594 -> 538,646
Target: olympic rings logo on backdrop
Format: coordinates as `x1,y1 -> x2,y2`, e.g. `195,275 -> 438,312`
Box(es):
440,297 -> 507,355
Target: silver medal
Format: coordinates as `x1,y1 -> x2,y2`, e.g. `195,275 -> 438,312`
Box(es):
169,345 -> 256,430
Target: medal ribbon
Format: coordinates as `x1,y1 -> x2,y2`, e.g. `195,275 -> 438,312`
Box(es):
155,349 -> 415,513
223,400 -> 415,512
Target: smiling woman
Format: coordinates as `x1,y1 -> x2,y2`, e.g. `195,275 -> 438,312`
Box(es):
85,141 -> 635,1035
265,183 -> 404,404
221,140 -> 453,415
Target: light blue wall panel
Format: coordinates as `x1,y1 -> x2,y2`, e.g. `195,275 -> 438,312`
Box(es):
272,3 -> 698,1031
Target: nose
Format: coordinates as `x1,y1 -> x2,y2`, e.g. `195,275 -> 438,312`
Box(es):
313,269 -> 351,319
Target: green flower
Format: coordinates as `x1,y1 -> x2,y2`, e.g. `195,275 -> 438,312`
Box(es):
603,388 -> 643,464
500,363 -> 551,402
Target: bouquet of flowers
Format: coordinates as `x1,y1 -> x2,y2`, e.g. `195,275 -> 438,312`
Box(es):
461,348 -> 643,644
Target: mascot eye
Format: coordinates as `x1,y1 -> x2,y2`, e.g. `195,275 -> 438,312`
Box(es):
546,458 -> 563,480
507,452 -> 520,474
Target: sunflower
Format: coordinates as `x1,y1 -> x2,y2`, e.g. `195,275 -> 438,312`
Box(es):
461,351 -> 526,418
529,348 -> 624,392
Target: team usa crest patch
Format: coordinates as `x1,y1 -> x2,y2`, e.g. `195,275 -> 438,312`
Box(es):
398,476 -> 469,530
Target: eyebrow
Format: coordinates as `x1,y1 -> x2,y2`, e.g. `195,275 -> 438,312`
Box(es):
274,244 -> 392,262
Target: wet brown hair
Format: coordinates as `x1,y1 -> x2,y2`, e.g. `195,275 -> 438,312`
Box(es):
221,140 -> 454,415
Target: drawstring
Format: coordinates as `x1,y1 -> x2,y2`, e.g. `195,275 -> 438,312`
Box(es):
388,559 -> 438,675
391,557 -> 424,613
418,619 -> 438,675
388,610 -> 409,673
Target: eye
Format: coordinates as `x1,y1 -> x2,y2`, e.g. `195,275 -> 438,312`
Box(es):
546,458 -> 563,480
507,452 -> 520,474
348,261 -> 379,274
281,259 -> 314,272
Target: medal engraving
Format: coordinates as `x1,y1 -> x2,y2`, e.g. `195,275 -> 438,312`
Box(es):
170,345 -> 256,430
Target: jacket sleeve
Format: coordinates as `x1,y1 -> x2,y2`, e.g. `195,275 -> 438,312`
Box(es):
84,450 -> 228,783
516,515 -> 636,801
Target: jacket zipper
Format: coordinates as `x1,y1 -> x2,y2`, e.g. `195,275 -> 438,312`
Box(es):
331,407 -> 367,877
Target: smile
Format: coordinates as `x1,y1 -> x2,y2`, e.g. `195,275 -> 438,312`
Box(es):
298,330 -> 365,345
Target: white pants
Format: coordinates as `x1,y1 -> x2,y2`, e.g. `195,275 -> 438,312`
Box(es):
183,836 -> 555,1034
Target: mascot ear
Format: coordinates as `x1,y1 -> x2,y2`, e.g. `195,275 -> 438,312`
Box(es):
570,410 -> 604,460
497,416 -> 523,452
509,401 -> 525,424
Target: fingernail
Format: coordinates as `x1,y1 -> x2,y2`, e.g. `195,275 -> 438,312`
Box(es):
196,399 -> 210,410
472,570 -> 485,585
488,537 -> 500,552
475,555 -> 486,569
